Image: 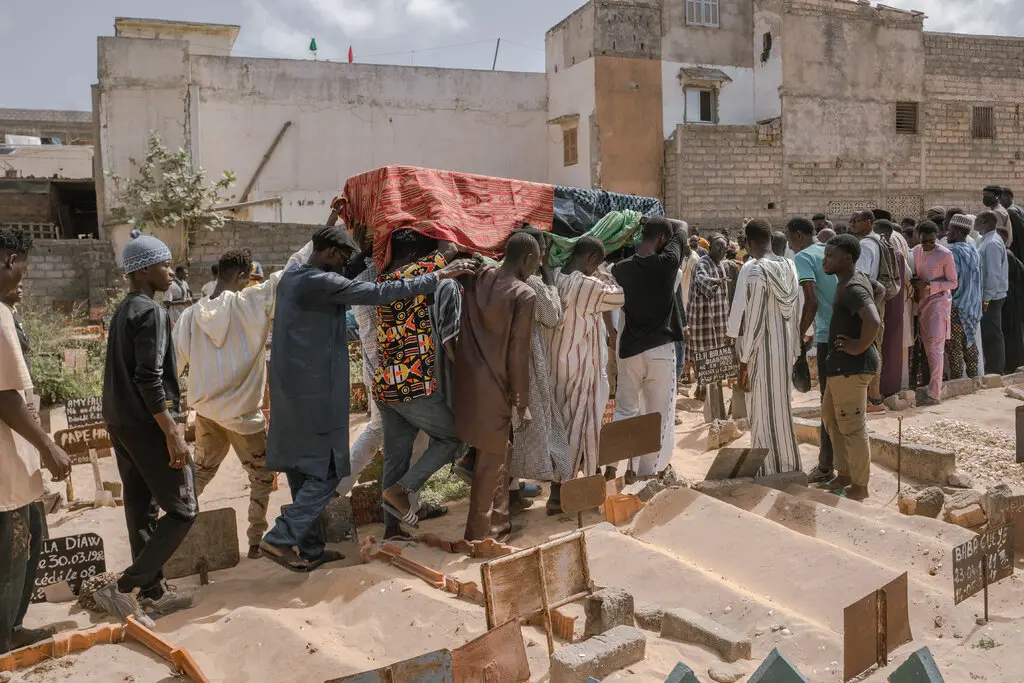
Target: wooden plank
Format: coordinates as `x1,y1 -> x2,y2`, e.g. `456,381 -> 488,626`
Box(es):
598,413 -> 662,467
54,423 -> 111,461
704,448 -> 770,481
163,508 -> 240,580
560,475 -> 606,516
452,620 -> 529,683
843,572 -> 911,682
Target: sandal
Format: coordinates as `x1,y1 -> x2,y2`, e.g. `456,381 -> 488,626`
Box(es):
259,542 -> 314,573
306,549 -> 345,570
382,502 -> 420,529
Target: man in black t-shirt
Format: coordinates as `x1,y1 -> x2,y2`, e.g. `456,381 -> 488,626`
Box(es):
820,234 -> 881,501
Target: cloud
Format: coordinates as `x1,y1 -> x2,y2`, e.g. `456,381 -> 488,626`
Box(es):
884,0 -> 1020,35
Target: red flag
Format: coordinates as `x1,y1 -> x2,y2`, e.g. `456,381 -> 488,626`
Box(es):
348,46 -> 354,63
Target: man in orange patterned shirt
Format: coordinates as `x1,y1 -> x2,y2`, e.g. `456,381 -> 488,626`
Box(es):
378,230 -> 464,535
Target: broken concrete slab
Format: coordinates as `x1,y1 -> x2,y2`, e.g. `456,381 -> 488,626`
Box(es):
947,503 -> 986,529
621,479 -> 665,503
792,417 -> 820,447
707,419 -> 744,450
981,484 -> 1024,526
584,587 -> 634,637
888,646 -> 945,682
549,625 -> 646,683
980,374 -> 1004,389
753,471 -> 808,491
634,602 -> 664,632
884,394 -> 911,411
746,647 -> 810,683
898,487 -> 945,518
943,489 -> 981,515
870,436 -> 956,485
1005,386 -> 1024,402
945,472 -> 973,488
664,662 -> 699,683
660,607 -> 751,663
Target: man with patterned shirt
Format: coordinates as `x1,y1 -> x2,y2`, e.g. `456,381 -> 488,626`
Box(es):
687,233 -> 731,419
378,230 -> 465,531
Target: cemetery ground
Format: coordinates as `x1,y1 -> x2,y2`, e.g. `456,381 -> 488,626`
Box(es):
8,384 -> 1024,683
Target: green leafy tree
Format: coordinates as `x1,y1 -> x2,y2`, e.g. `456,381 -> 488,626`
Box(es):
107,131 -> 236,239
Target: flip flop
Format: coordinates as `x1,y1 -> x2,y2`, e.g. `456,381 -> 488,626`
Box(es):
382,502 -> 420,528
306,549 -> 345,570
259,543 -> 314,573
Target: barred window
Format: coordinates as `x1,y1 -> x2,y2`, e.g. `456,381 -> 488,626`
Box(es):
686,0 -> 719,27
895,102 -> 919,135
972,106 -> 995,139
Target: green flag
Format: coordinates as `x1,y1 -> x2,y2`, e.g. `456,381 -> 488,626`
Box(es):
309,38 -> 318,53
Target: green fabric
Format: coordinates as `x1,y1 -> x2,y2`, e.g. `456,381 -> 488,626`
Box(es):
544,210 -> 644,267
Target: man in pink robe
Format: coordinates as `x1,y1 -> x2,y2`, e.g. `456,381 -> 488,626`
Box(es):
911,221 -> 958,405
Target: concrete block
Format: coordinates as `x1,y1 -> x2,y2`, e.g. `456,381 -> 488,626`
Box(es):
947,503 -> 986,529
747,648 -> 810,683
898,487 -> 944,518
621,479 -> 665,503
549,625 -> 646,683
980,374 -> 1004,389
792,418 -> 820,446
1005,387 -> 1024,402
888,646 -> 945,682
584,588 -> 635,637
981,484 -> 1024,526
753,471 -> 808,491
870,436 -> 956,484
661,607 -> 751,663
665,662 -> 700,683
634,602 -> 664,632
708,419 -> 743,450
938,377 -> 977,400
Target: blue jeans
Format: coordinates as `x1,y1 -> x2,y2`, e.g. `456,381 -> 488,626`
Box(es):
379,392 -> 463,524
1,502 -> 43,654
263,455 -> 340,561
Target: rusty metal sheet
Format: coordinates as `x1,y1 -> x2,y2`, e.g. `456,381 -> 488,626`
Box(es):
163,508 -> 240,580
953,524 -> 1016,604
843,572 -> 911,682
560,475 -> 606,516
704,448 -> 770,481
452,620 -> 529,683
54,424 -> 112,461
598,413 -> 662,467
327,650 -> 453,683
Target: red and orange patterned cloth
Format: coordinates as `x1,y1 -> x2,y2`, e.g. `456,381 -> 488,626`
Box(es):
372,252 -> 446,404
341,165 -> 555,270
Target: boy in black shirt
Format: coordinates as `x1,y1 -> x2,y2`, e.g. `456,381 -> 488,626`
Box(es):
821,234 -> 881,501
96,232 -> 196,626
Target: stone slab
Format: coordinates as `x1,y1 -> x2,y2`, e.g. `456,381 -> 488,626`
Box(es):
660,607 -> 751,663
163,508 -> 240,580
747,648 -> 809,683
888,647 -> 945,683
320,495 -> 357,544
634,602 -> 664,632
584,587 -> 635,637
549,625 -> 646,683
665,662 -> 700,683
621,479 -> 665,503
870,436 -> 956,484
792,418 -> 820,447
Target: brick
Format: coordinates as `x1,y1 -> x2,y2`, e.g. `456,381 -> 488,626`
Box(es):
549,625 -> 646,683
633,602 -> 664,632
898,487 -> 944,518
660,607 -> 751,663
747,648 -> 809,683
664,662 -> 700,683
947,503 -> 986,529
888,647 -> 945,682
584,587 -> 634,637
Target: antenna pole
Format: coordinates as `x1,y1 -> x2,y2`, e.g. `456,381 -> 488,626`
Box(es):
492,38 -> 501,70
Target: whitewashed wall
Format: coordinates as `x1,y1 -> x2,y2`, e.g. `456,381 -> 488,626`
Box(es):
546,59 -> 596,189
661,61 -> 757,136
2,145 -> 93,180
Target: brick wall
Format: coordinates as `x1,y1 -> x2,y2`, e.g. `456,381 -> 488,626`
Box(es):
23,239 -> 119,309
189,221 -> 319,279
663,124 -> 784,234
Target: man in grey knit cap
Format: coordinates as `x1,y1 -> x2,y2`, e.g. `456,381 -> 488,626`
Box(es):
94,231 -> 196,627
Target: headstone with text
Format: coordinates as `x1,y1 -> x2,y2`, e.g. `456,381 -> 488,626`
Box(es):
54,424 -> 112,466
693,345 -> 739,385
65,396 -> 104,429
31,533 -> 106,603
953,524 -> 1015,605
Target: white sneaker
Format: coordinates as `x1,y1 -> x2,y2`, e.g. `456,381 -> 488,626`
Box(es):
93,581 -> 155,629
141,590 -> 195,618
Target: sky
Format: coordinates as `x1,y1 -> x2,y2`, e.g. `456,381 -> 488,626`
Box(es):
1,0 -> 1016,111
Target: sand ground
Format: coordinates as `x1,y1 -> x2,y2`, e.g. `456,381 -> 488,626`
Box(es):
8,385 -> 1024,682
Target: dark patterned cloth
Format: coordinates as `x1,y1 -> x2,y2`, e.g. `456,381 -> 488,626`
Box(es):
553,186 -> 664,237
687,256 -> 731,354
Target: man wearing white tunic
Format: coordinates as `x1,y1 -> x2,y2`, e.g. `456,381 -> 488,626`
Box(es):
548,238 -> 625,478
727,219 -> 802,476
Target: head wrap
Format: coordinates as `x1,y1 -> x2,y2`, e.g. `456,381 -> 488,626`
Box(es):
250,261 -> 264,278
122,230 -> 172,274
926,206 -> 945,219
949,214 -> 976,232
984,185 -> 1004,194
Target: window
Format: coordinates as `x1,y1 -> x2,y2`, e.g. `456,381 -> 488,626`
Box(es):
685,88 -> 717,124
563,127 -> 578,166
895,102 -> 919,135
686,0 -> 719,27
972,106 -> 995,139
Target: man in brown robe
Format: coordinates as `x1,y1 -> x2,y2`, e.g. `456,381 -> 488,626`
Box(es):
454,233 -> 539,541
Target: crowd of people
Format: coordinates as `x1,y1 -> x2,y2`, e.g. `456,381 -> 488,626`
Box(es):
1,180 -> 1020,643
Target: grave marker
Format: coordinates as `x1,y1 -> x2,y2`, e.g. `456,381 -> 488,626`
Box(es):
952,524 -> 1015,620
704,448 -> 770,481
31,533 -> 106,603
664,662 -> 699,683
451,620 -> 529,683
560,475 -> 607,528
748,648 -> 810,683
64,396 -> 104,429
598,412 -> 662,468
163,508 -> 240,583
481,531 -> 593,654
843,572 -> 912,682
327,650 -> 453,683
692,345 -> 739,385
888,647 -> 945,683
54,423 -> 111,465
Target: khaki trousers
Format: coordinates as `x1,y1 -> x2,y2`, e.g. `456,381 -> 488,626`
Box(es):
194,414 -> 275,546
821,373 -> 873,487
